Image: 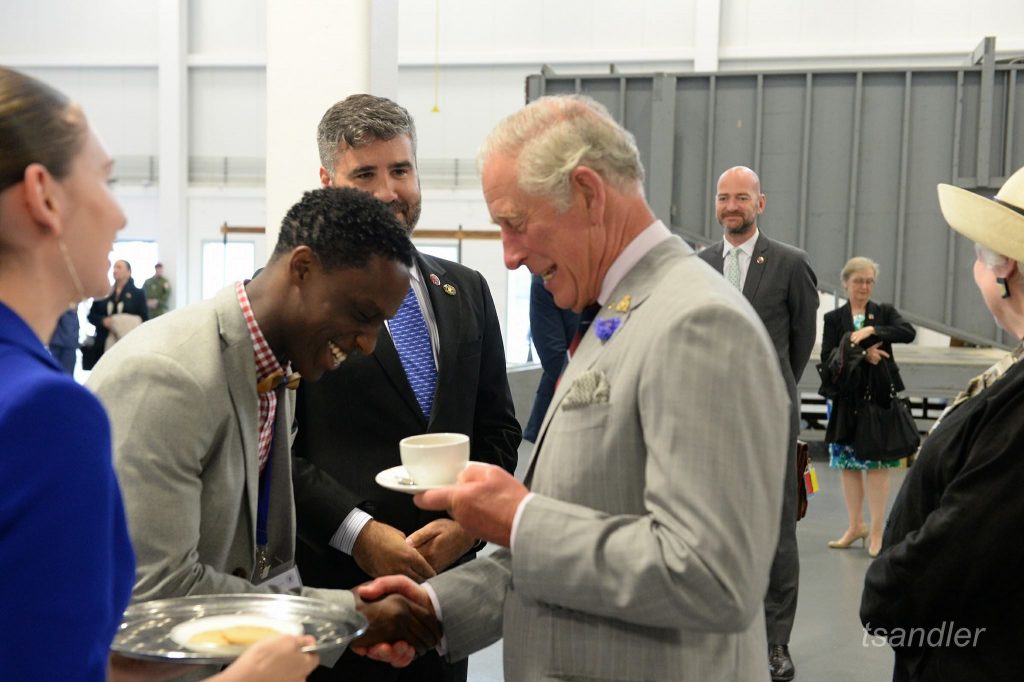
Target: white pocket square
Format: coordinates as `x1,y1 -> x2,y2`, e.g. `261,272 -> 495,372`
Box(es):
562,369 -> 610,410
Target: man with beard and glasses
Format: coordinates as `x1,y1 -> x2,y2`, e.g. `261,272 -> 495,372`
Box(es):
291,94 -> 521,682
698,165 -> 818,681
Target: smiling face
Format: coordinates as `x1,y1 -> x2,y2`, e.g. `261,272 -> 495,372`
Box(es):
281,252 -> 410,382
57,125 -> 127,299
715,168 -> 764,243
322,135 -> 422,234
484,153 -> 604,312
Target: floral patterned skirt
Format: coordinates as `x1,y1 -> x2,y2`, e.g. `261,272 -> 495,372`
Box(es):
828,443 -> 902,470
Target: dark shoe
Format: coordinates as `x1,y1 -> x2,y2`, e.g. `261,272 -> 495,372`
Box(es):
769,643 -> 795,681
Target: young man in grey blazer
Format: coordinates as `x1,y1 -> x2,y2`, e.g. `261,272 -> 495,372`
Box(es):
699,166 -> 819,681
88,188 -> 440,665
356,96 -> 791,681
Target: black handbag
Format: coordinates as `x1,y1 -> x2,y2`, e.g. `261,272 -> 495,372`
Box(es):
80,335 -> 101,371
853,364 -> 920,461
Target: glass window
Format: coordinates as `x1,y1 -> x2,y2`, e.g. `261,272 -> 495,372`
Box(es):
505,266 -> 535,364
202,241 -> 256,300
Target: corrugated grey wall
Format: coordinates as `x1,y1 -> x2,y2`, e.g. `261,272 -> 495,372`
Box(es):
527,48 -> 1024,348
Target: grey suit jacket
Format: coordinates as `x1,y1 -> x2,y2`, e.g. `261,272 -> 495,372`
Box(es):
698,232 -> 818,396
88,285 -> 352,610
430,237 -> 789,681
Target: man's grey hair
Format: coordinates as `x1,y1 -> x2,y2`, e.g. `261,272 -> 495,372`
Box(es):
317,94 -> 417,178
478,95 -> 645,212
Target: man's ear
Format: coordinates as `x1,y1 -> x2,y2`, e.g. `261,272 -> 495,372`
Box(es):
21,163 -> 63,237
571,166 -> 606,224
319,166 -> 332,189
287,245 -> 317,284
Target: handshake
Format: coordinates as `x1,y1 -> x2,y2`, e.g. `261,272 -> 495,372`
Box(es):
350,576 -> 439,667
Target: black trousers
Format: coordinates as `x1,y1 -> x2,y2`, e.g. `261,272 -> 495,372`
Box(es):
310,648 -> 468,682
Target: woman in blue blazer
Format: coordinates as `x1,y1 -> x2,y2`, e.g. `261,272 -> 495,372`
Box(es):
0,67 -> 316,682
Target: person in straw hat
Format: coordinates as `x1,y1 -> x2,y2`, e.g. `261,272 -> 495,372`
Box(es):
860,166 -> 1024,682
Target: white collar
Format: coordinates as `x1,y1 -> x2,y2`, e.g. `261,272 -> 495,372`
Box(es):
723,228 -> 759,257
598,220 -> 673,305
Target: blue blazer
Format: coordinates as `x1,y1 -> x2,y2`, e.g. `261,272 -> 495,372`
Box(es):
0,302 -> 134,681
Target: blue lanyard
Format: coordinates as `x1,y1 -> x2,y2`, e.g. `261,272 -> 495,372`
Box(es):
256,426 -> 275,556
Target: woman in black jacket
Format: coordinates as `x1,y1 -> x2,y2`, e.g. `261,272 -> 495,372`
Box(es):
86,258 -> 147,362
820,257 -> 915,557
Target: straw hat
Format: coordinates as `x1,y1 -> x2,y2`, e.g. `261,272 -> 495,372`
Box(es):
938,166 -> 1024,262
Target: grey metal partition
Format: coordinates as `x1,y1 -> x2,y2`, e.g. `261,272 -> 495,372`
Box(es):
526,41 -> 1024,348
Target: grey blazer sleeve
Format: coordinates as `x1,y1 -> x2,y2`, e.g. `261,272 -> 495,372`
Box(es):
428,549 -> 511,661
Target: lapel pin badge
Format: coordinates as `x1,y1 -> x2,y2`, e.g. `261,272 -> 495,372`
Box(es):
756,255 -> 765,264
614,294 -> 632,313
429,273 -> 441,286
868,313 -> 875,320
442,283 -> 457,296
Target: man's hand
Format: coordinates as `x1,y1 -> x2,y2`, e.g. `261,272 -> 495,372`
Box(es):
864,342 -> 890,366
351,586 -> 441,666
352,576 -> 438,666
414,464 -> 527,547
353,520 -> 437,582
406,518 -> 476,572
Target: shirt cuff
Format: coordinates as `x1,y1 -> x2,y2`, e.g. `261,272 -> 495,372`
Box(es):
509,492 -> 536,554
422,582 -> 448,656
328,509 -> 373,555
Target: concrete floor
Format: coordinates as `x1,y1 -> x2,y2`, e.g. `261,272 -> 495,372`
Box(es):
465,443 -> 903,681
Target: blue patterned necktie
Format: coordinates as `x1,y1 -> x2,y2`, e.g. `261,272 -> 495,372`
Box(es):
390,286 -> 438,419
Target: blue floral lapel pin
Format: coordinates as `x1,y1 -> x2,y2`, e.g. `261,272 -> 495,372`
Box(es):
594,317 -> 621,342
593,294 -> 631,342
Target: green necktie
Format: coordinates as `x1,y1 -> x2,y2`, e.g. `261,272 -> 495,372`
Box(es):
725,248 -> 742,290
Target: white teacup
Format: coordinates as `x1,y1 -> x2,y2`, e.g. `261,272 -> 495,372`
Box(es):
399,433 -> 470,486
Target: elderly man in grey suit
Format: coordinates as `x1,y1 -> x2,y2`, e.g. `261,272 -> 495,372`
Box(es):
88,188 -> 441,665
357,96 -> 790,681
699,166 -> 819,681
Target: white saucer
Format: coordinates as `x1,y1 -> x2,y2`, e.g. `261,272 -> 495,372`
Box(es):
375,465 -> 462,494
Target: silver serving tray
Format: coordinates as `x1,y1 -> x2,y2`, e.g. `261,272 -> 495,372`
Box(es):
112,593 -> 367,664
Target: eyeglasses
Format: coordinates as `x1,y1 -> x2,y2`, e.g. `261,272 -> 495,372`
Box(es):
849,278 -> 875,286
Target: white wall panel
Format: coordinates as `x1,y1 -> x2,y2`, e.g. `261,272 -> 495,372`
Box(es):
188,0 -> 266,58
720,0 -> 1024,65
189,68 -> 267,157
398,0 -> 695,65
115,190 -> 162,242
20,67 -> 159,157
0,0 -> 158,61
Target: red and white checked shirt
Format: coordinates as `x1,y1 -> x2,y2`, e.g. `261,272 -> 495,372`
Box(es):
235,281 -> 286,473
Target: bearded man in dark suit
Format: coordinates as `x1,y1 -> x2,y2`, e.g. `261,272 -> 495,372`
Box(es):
699,166 -> 819,681
292,94 -> 521,682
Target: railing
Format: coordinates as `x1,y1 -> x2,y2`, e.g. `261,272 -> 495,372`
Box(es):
110,156 -> 480,189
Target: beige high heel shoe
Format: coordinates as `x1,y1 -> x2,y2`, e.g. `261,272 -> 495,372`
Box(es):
868,535 -> 882,558
828,526 -> 868,549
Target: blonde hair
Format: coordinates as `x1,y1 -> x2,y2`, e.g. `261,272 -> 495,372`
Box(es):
478,95 -> 644,212
841,256 -> 880,283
